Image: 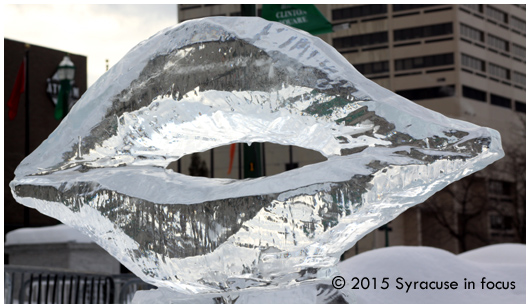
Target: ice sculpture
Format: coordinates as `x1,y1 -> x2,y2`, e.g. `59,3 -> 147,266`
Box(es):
10,17 -> 503,302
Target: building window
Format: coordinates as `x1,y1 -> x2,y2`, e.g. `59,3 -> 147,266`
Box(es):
510,16 -> 525,32
394,23 -> 453,41
392,4 -> 437,12
512,44 -> 526,59
486,6 -> 508,23
487,34 -> 509,52
490,214 -> 514,231
460,24 -> 484,42
490,93 -> 511,108
461,54 -> 485,71
395,53 -> 453,71
354,61 -> 389,75
489,63 -> 510,80
513,71 -> 526,85
396,85 -> 455,101
462,4 -> 483,13
515,101 -> 526,113
489,179 -> 513,196
333,31 -> 388,49
332,5 -> 387,21
462,85 -> 487,102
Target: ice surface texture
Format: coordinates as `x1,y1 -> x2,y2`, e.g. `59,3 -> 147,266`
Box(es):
10,17 -> 503,294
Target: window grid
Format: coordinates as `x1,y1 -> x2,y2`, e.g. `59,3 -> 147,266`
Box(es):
354,61 -> 389,75
462,85 -> 487,102
511,16 -> 526,32
462,4 -> 483,13
488,63 -> 510,80
460,24 -> 484,42
463,86 -> 524,111
332,5 -> 387,21
490,93 -> 512,108
395,53 -> 454,71
513,71 -> 526,85
487,34 -> 509,52
461,54 -> 485,71
392,4 -> 437,12
333,31 -> 388,49
394,23 -> 453,41
512,44 -> 526,59
486,6 -> 508,24
396,85 -> 455,101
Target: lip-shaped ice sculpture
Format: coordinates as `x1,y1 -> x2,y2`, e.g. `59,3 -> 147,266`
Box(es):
10,17 -> 503,296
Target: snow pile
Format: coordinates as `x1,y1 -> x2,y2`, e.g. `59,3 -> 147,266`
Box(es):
338,244 -> 525,304
458,243 -> 526,264
5,224 -> 93,246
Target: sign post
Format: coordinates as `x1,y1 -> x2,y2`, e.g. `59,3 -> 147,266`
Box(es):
241,4 -> 264,178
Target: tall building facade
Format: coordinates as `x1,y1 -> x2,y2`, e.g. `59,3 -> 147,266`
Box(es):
176,5 -> 525,255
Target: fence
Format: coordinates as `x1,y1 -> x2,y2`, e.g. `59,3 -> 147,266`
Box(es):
4,265 -> 155,304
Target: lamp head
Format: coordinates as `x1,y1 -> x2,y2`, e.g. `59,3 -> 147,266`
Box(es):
57,55 -> 75,81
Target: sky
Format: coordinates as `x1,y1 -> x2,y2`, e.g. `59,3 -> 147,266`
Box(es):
4,4 -> 179,87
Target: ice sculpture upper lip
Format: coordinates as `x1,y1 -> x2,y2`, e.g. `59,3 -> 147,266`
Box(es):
11,17 -> 502,206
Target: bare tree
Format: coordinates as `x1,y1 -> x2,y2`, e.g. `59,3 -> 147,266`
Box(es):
490,113 -> 526,243
422,173 -> 491,252
422,113 -> 526,251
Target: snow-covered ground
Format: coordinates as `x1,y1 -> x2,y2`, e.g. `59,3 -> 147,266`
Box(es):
5,225 -> 525,303
338,244 -> 526,304
4,224 -> 93,245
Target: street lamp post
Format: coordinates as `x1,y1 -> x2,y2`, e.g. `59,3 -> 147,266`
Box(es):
55,55 -> 76,120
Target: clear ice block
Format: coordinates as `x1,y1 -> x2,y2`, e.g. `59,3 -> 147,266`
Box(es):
10,17 -> 503,295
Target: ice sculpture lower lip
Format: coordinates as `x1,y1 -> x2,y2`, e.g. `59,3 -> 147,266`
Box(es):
10,16 -> 504,294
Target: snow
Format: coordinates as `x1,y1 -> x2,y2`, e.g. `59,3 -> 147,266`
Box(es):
458,243 -> 526,264
337,244 -> 526,304
5,223 -> 524,304
134,243 -> 526,304
5,224 -> 93,246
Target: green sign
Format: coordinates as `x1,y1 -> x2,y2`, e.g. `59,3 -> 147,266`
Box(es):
261,4 -> 333,35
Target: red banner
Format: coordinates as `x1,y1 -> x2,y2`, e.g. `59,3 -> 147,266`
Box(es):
7,58 -> 26,120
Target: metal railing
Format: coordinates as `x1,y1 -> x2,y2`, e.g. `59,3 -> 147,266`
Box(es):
4,265 -> 156,304
116,277 -> 157,304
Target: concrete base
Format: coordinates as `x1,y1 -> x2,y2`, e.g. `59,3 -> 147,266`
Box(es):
5,242 -> 120,274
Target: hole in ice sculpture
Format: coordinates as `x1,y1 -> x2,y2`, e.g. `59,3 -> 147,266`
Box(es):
166,142 -> 327,179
